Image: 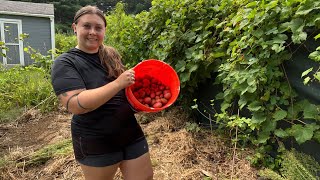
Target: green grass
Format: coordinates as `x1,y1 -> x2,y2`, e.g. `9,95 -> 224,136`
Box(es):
0,157 -> 7,169
17,139 -> 73,167
0,139 -> 72,171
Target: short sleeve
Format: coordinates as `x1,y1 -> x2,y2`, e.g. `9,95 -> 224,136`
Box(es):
51,56 -> 86,96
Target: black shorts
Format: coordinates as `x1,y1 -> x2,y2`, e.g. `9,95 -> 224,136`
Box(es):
72,136 -> 149,167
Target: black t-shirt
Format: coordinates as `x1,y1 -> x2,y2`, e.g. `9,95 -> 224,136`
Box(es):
51,48 -> 144,148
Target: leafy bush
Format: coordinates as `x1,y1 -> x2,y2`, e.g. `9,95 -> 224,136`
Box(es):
55,33 -> 77,54
0,66 -> 58,122
105,2 -> 149,67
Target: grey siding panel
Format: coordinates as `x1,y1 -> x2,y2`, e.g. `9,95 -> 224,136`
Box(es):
0,14 -> 52,66
0,52 -> 3,65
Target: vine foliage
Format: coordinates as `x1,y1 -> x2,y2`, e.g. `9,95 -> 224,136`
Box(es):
105,0 -> 320,164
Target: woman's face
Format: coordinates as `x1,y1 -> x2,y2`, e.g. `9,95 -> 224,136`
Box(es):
72,14 -> 106,53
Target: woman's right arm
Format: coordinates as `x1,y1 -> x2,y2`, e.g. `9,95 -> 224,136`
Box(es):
58,69 -> 135,115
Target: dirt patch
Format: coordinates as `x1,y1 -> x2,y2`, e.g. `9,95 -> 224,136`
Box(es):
0,110 -> 71,157
0,107 -> 258,179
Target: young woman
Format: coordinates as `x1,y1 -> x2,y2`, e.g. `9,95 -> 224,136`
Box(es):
51,5 -> 153,180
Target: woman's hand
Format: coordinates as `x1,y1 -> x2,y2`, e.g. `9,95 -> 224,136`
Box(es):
114,69 -> 135,89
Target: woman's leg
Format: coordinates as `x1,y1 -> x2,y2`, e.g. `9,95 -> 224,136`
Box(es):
80,162 -> 120,180
119,152 -> 153,180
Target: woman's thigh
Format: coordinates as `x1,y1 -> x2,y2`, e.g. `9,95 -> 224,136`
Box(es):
119,138 -> 153,180
80,162 -> 120,180
119,152 -> 153,180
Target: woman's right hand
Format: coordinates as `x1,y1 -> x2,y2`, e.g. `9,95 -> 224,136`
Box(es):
114,69 -> 135,89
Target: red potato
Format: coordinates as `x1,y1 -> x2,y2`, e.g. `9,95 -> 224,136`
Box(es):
142,79 -> 150,87
163,90 -> 170,94
151,99 -> 156,105
156,91 -> 162,96
144,97 -> 152,104
153,102 -> 162,108
145,89 -> 151,95
159,85 -> 165,90
164,92 -> 172,100
135,81 -> 143,89
139,91 -> 146,98
160,98 -> 168,105
133,92 -> 140,98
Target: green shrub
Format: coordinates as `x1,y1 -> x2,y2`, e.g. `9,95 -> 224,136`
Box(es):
55,33 -> 77,55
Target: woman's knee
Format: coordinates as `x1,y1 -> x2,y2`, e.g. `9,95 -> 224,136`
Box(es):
124,170 -> 153,180
80,163 -> 120,180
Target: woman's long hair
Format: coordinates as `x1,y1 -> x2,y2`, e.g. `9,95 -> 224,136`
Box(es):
73,5 -> 126,78
99,45 -> 126,78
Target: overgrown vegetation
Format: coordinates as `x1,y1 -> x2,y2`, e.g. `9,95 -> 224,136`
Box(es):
0,65 -> 58,123
54,33 -> 77,53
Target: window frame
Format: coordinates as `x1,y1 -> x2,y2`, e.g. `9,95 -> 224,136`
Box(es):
0,18 -> 24,66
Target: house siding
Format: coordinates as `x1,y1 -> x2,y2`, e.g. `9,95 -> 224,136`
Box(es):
0,14 -> 52,66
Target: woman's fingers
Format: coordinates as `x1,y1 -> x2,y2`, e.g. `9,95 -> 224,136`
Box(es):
127,69 -> 135,82
116,69 -> 135,89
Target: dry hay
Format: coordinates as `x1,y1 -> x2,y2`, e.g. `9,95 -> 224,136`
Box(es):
1,154 -> 82,180
142,107 -> 258,180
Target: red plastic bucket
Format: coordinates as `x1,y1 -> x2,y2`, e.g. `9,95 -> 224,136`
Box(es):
125,59 -> 180,112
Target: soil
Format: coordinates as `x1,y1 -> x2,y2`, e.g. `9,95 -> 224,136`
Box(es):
0,107 -> 258,180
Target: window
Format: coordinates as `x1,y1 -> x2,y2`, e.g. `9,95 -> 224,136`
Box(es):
0,19 -> 24,66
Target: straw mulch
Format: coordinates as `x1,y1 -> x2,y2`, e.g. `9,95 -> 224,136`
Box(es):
135,108 -> 257,180
0,107 -> 258,180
